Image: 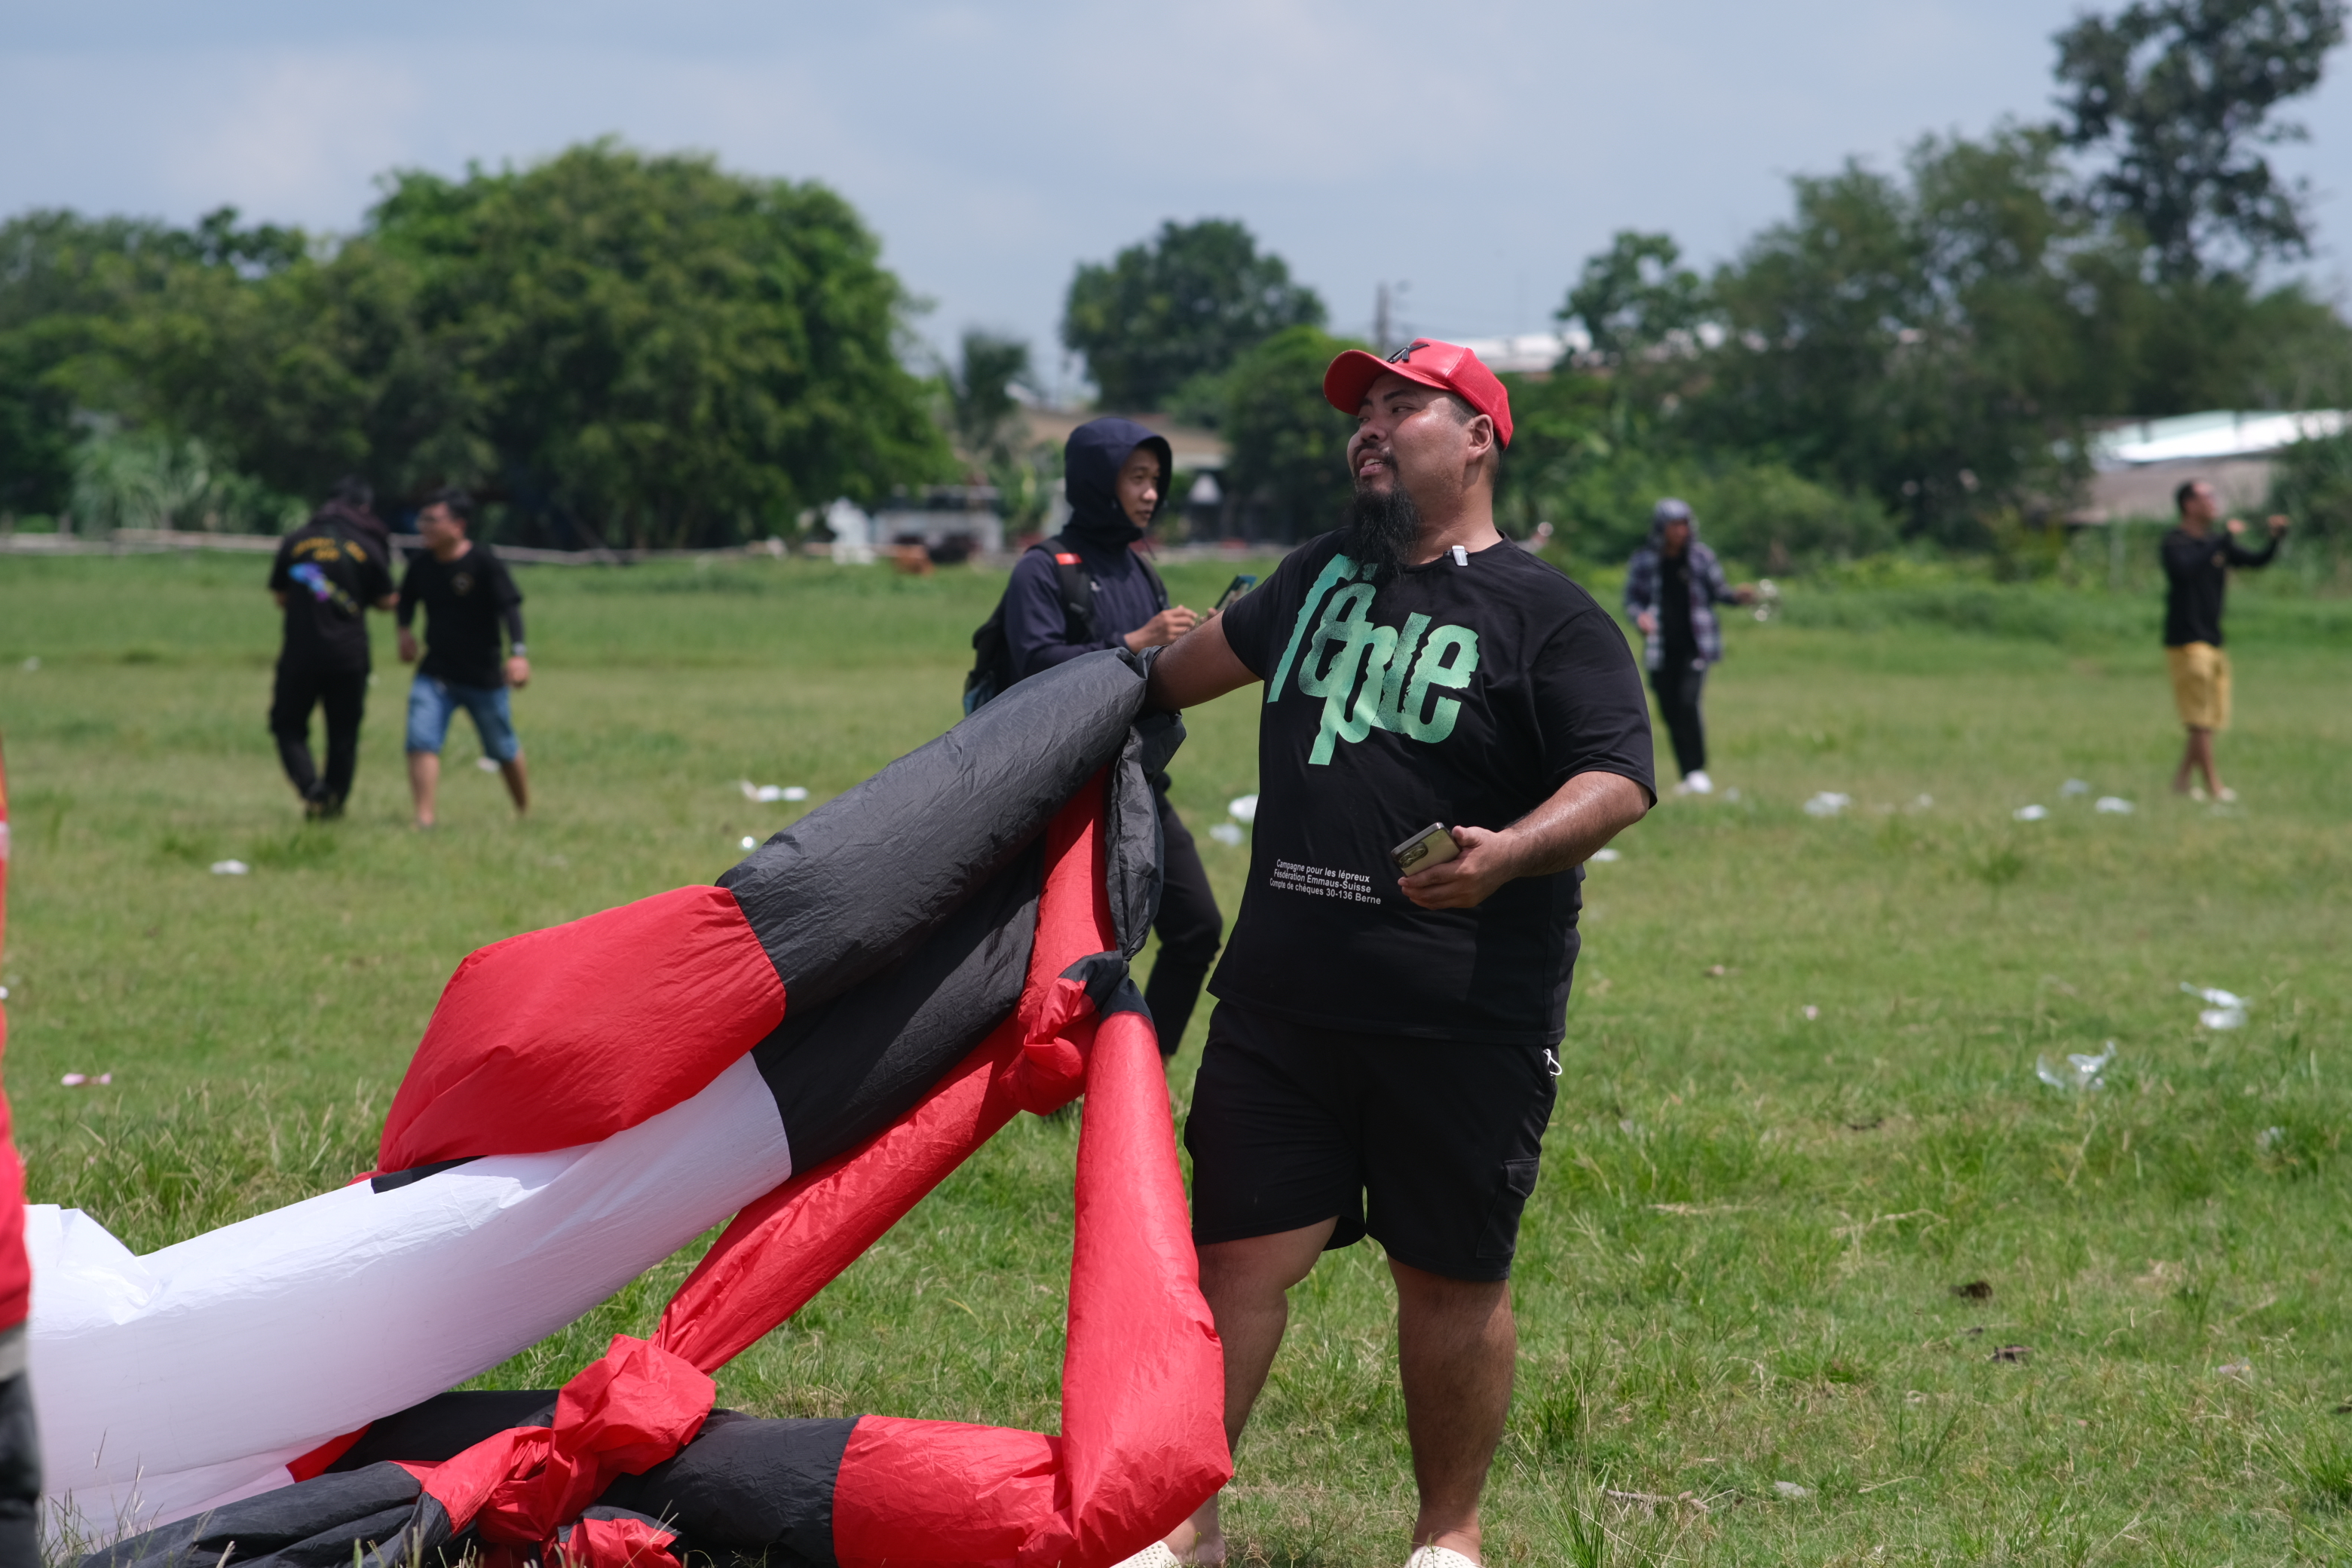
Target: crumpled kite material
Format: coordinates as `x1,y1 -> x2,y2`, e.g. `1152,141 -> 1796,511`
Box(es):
36,649 -> 1228,1568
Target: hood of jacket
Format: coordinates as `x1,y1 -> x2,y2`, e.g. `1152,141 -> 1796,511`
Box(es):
1063,418 -> 1173,547
1646,500 -> 1701,553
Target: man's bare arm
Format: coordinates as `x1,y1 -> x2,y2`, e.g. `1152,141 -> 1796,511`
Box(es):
1398,770 -> 1651,911
1146,613 -> 1257,710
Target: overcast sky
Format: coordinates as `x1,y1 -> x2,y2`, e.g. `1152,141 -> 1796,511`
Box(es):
7,0 -> 2348,399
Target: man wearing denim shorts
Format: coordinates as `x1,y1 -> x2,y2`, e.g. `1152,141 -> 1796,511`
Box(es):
397,488 -> 531,828
1143,341 -> 1654,1568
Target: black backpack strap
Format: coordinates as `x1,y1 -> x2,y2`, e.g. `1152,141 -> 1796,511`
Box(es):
1042,533 -> 1100,642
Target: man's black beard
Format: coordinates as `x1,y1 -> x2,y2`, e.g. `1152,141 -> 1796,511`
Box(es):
1343,476 -> 1423,580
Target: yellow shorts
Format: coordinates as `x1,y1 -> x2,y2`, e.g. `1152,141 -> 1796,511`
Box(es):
2167,642 -> 2231,731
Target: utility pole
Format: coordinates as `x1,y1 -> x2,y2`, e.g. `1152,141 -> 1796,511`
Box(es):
1374,282 -> 1392,357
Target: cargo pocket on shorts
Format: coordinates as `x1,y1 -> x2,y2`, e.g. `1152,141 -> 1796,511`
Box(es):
1475,1156 -> 1542,1261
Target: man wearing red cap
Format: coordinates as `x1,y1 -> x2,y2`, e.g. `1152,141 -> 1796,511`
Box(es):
1142,341 -> 1653,1566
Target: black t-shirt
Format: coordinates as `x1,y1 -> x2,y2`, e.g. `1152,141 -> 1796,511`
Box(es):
399,544 -> 524,688
268,517 -> 394,673
2161,525 -> 2276,647
1208,532 -> 1655,1045
1660,552 -> 1695,661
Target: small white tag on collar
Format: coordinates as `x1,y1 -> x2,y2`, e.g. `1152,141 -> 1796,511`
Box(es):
1450,544 -> 1468,566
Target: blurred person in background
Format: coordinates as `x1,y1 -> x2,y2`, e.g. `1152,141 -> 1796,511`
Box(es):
1622,498 -> 1754,796
2163,479 -> 2287,802
265,482 -> 397,818
996,418 -> 1222,1055
397,488 -> 531,829
0,749 -> 38,1568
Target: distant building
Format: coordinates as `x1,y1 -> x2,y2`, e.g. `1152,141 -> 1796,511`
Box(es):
872,486 -> 1004,563
2073,409 -> 2349,522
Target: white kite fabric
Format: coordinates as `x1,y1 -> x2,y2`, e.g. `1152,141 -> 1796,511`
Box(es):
32,1057 -> 795,1545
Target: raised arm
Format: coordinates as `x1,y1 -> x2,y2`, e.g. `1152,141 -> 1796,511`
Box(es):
1146,613 -> 1257,712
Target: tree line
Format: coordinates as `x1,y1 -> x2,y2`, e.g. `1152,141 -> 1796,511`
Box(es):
1040,0 -> 2352,568
0,142 -> 950,550
3,0 -> 2347,563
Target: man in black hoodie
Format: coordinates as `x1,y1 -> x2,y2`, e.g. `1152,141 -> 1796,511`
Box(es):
1000,417 -> 1222,1054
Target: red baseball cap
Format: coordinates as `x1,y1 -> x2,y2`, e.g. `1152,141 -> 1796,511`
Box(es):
1323,338 -> 1513,447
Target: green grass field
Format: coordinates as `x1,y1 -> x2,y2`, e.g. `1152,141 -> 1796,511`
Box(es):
5,549 -> 2350,1566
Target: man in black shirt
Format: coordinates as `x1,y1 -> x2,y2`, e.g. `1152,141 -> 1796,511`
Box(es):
396,488 -> 531,828
2161,479 -> 2286,802
1145,340 -> 1654,1566
265,492 -> 397,817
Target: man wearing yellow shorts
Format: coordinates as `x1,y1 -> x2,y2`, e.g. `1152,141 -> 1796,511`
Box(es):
2161,479 -> 2286,801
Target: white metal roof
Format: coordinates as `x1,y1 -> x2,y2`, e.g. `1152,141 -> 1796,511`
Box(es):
2089,409 -> 2348,469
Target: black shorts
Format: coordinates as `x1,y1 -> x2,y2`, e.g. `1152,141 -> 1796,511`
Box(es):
1184,1002 -> 1557,1282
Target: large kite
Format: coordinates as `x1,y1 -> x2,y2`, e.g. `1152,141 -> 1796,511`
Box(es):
34,649 -> 1227,1568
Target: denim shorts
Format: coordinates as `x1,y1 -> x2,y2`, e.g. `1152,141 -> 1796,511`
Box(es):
405,675 -> 521,763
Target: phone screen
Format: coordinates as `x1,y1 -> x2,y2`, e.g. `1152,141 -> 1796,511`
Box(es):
1214,574 -> 1259,613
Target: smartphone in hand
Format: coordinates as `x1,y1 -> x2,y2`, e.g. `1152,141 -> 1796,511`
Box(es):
1213,574 -> 1259,613
1391,822 -> 1459,874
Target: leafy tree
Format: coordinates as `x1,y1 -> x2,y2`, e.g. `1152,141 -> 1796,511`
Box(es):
942,329 -> 1033,467
1560,231 -> 1710,367
2053,0 -> 2347,279
68,423 -> 303,532
1220,325 -> 1364,542
2267,429 -> 2352,574
1062,219 -> 1325,411
0,210 -> 242,517
125,143 -> 951,548
366,142 -> 952,547
1689,130 -> 2148,543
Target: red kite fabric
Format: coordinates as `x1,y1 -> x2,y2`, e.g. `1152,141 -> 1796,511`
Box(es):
47,651 -> 1227,1568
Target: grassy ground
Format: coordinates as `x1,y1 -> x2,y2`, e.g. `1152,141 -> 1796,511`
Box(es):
5,549 -> 2351,1566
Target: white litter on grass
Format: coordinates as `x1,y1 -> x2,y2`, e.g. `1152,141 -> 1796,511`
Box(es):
1589,847 -> 1622,862
210,859 -> 250,876
2035,1043 -> 2115,1092
2095,796 -> 2135,814
1802,1005 -> 1821,1021
738,836 -> 757,851
738,782 -> 812,804
1773,1481 -> 1814,1499
2182,982 -> 2248,1030
2014,804 -> 2049,822
2257,1125 -> 2285,1152
2060,779 -> 2091,797
1914,794 -> 1934,810
20,657 -> 38,672
1802,792 -> 1850,818
60,1073 -> 112,1088
1227,794 -> 1259,825
476,758 -> 501,773
1208,822 -> 1245,847
781,786 -> 808,801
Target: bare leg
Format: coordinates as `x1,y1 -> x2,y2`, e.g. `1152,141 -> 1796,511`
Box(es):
499,755 -> 530,816
1164,1220 -> 1336,1564
2173,727 -> 2219,797
408,751 -> 440,828
1391,1260 -> 1516,1561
